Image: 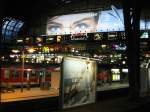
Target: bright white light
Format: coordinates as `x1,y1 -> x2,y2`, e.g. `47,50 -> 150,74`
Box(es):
122,61 -> 126,64
12,50 -> 20,53
28,48 -> 35,53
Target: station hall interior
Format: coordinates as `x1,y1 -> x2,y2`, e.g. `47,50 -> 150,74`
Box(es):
1,0 -> 150,112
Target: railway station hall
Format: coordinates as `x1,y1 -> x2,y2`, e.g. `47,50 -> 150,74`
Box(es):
1,0 -> 150,112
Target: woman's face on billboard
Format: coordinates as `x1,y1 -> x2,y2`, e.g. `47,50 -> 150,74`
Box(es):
47,13 -> 98,35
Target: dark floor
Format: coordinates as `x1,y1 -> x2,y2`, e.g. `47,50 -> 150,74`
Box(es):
37,88 -> 150,112
59,97 -> 150,112
2,88 -> 150,112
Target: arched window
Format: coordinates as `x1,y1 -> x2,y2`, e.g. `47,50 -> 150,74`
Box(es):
2,17 -> 24,42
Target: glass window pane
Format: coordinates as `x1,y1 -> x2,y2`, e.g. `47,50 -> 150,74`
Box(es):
14,27 -> 20,32
16,22 -> 23,28
5,21 -> 9,25
8,31 -> 12,36
9,26 -> 14,30
5,31 -> 9,35
5,31 -> 12,36
3,24 -> 7,29
14,27 -> 17,31
7,25 -> 11,30
8,20 -> 17,26
12,32 -> 16,36
2,29 -> 5,34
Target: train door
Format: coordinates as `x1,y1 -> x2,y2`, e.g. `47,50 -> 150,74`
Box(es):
39,69 -> 46,89
24,69 -> 32,90
39,71 -> 45,83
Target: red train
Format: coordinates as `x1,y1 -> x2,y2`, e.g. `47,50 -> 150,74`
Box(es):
1,66 -> 58,87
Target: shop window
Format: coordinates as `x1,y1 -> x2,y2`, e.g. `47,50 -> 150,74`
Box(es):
46,71 -> 51,78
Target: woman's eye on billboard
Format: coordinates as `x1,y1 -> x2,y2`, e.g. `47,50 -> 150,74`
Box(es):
48,26 -> 61,33
74,23 -> 89,32
47,12 -> 99,35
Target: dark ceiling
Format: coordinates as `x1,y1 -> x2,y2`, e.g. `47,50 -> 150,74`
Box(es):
4,0 -> 100,20
3,0 -> 149,21
3,0 -> 121,19
4,0 -> 64,19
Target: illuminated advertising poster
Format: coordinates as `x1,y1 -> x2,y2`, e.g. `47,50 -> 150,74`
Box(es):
97,8 -> 124,32
61,57 -> 97,109
47,12 -> 99,35
46,6 -> 124,35
47,6 -> 150,35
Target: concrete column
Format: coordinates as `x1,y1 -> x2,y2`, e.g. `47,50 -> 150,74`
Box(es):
123,0 -> 141,99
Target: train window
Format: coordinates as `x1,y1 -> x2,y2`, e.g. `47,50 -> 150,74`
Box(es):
46,71 -> 51,78
31,70 -> 36,76
4,69 -> 9,79
24,71 -> 27,78
12,70 -> 20,79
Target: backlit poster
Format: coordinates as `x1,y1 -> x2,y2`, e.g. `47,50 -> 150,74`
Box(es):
61,57 -> 97,109
47,5 -> 150,35
97,7 -> 124,32
47,12 -> 99,35
46,6 -> 124,35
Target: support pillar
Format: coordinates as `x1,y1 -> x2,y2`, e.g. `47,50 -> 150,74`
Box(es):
123,0 -> 141,99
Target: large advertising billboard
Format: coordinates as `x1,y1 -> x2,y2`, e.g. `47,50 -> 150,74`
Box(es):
97,7 -> 124,32
60,57 -> 97,109
47,6 -> 150,35
47,7 -> 124,35
47,12 -> 99,35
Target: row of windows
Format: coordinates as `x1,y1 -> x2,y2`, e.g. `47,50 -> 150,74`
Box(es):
4,69 -> 51,79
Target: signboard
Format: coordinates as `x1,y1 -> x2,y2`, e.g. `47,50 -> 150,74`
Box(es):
60,57 -> 97,109
71,33 -> 87,40
140,31 -> 149,38
35,37 -> 43,43
108,32 -> 117,40
46,36 -> 56,43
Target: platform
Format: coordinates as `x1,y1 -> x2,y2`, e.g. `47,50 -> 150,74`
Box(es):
1,88 -> 59,102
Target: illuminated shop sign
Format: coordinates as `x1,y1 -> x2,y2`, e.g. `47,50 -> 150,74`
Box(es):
108,32 -> 117,40
16,38 -> 24,43
25,37 -> 32,44
140,32 -> 149,38
94,33 -> 103,40
46,36 -> 55,43
36,37 -> 43,43
71,33 -> 87,40
42,46 -> 50,53
57,35 -> 62,42
122,69 -> 128,73
46,35 -> 62,43
111,43 -> 126,50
